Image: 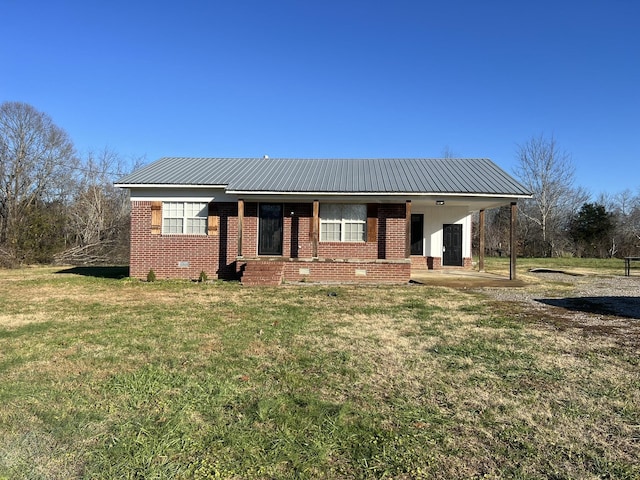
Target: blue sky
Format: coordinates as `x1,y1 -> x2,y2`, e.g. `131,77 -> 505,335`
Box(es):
2,0 -> 638,197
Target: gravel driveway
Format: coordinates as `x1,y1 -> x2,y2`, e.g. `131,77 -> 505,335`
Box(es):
479,271 -> 640,347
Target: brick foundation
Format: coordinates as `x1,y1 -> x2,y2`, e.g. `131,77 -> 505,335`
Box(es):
237,258 -> 411,284
283,259 -> 410,283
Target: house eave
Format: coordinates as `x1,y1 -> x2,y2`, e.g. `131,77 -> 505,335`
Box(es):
115,183 -> 228,189
225,190 -> 532,199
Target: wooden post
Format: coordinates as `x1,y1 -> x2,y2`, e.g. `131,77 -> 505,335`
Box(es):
510,202 -> 517,280
237,199 -> 244,257
312,200 -> 319,258
405,200 -> 412,258
479,209 -> 485,272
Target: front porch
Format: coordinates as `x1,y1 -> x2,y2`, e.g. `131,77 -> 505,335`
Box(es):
237,256 -> 525,287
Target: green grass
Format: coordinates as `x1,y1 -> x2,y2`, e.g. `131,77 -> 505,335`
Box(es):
0,265 -> 638,479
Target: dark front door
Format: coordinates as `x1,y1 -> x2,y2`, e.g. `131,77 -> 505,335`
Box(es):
411,214 -> 424,255
443,224 -> 463,266
259,204 -> 283,255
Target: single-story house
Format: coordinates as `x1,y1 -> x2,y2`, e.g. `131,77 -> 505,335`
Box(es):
115,157 -> 531,285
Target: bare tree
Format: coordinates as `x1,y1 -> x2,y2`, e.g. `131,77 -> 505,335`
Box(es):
484,205 -> 512,256
55,148 -> 139,265
513,134 -> 587,256
609,188 -> 640,257
0,101 -> 76,265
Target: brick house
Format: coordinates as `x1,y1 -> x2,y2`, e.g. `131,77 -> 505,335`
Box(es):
115,157 -> 530,285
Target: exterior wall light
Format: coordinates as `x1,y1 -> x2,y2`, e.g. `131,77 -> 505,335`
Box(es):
436,200 -> 445,205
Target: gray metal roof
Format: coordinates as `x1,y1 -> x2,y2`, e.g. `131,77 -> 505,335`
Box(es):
116,157 -> 531,196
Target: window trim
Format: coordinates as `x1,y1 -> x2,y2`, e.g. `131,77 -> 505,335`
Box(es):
319,203 -> 367,242
162,201 -> 208,235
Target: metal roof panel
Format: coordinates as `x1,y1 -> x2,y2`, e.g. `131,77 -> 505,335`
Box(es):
116,157 -> 531,196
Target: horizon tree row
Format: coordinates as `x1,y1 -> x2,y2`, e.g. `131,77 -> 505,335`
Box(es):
0,101 -> 139,267
478,134 -> 639,258
2,102 -> 638,266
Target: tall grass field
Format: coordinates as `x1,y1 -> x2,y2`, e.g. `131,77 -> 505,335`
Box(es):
0,261 -> 638,479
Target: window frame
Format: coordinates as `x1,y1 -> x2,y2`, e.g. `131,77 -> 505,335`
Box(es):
319,203 -> 367,242
162,201 -> 208,235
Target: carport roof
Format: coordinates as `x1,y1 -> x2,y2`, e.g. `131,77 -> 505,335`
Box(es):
115,157 -> 531,197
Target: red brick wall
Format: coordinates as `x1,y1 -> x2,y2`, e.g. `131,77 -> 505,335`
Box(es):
242,203 -> 258,256
411,255 -> 428,270
285,203 -> 313,258
130,201 -> 239,280
317,242 -> 378,259
427,256 -> 442,269
282,260 -> 411,283
377,204 -> 408,259
130,200 -> 411,281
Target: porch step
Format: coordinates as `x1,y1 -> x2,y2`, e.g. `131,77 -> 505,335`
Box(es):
241,261 -> 285,286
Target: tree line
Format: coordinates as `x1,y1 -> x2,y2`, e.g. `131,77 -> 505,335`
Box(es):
1,101 -> 638,267
0,101 -> 138,267
481,134 -> 640,258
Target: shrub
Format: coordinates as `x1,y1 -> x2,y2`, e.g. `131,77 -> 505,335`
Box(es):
146,269 -> 157,282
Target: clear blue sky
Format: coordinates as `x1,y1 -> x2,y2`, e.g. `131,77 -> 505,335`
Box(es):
2,0 -> 638,197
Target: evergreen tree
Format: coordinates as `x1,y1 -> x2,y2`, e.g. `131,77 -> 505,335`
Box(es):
569,203 -> 614,257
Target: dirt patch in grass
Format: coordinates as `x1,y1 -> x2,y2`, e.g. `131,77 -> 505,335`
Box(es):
510,305 -> 640,349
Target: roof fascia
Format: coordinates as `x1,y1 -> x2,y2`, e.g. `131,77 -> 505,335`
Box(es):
225,190 -> 532,199
114,184 -> 532,200
114,183 -> 228,189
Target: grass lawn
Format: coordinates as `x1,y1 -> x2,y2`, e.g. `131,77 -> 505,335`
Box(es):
0,262 -> 638,479
481,256 -> 628,277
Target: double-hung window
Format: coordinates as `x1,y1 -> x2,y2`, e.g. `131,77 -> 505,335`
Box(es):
162,201 -> 208,234
320,204 -> 366,242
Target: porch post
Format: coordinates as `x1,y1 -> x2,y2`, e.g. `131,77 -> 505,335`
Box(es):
479,209 -> 485,272
237,198 -> 244,257
405,200 -> 412,258
312,200 -> 319,258
510,202 -> 517,280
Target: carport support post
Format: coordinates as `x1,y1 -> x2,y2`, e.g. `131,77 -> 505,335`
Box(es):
237,199 -> 244,257
478,209 -> 485,272
510,202 -> 517,280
